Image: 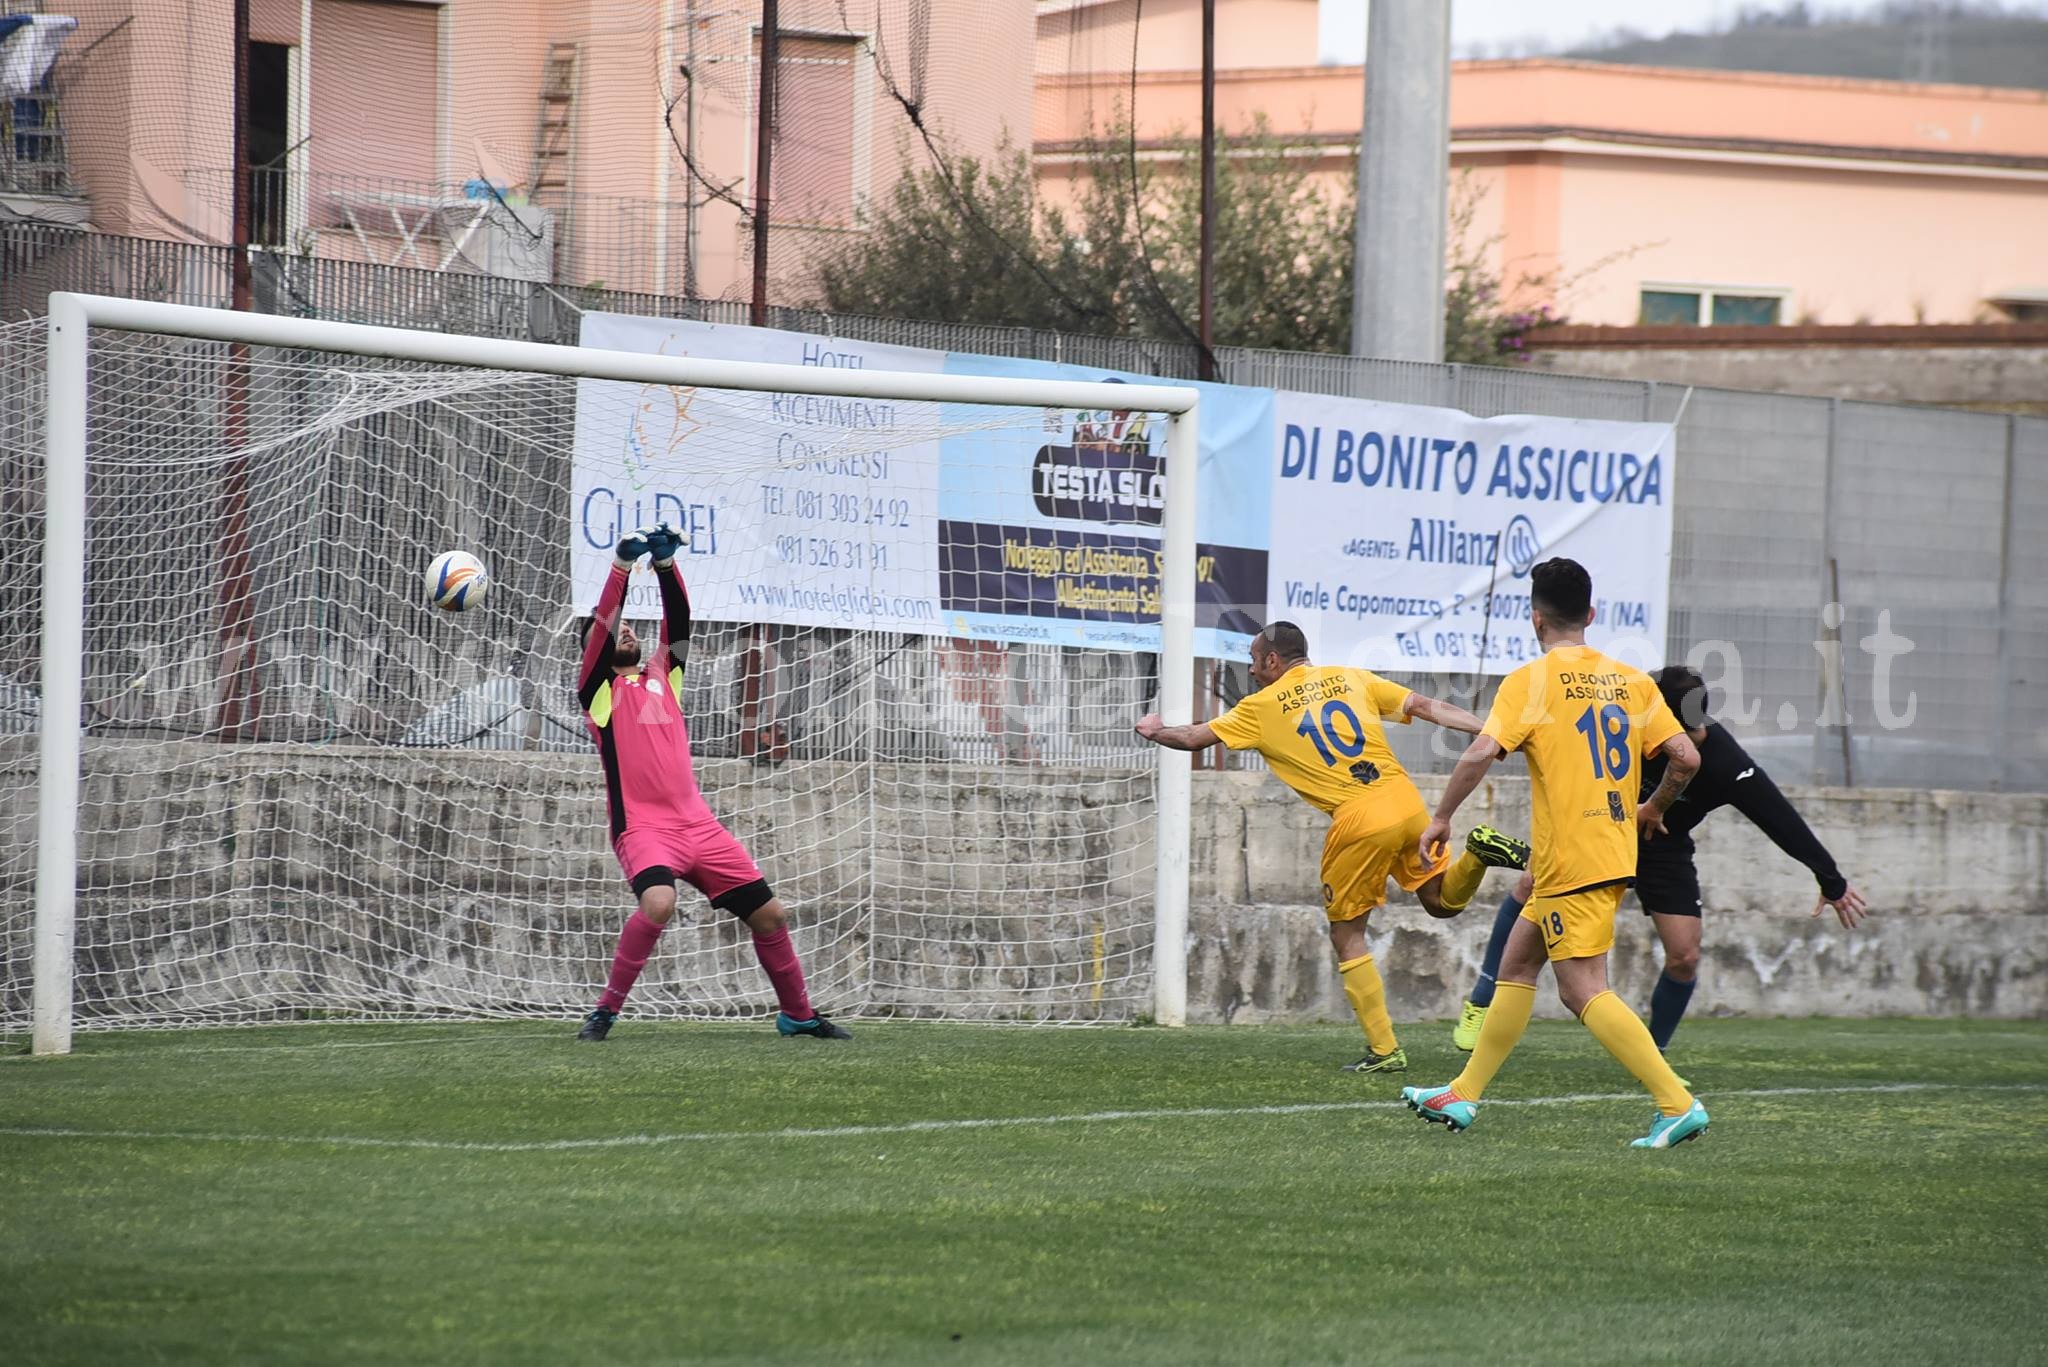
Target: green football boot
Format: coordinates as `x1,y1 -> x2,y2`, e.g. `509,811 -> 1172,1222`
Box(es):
1452,999 -> 1487,1051
1465,826 -> 1531,870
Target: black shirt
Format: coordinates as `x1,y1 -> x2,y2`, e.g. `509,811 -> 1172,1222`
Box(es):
1640,722 -> 1847,902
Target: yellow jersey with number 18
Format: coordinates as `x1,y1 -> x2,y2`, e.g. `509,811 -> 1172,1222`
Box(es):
1481,645 -> 1682,899
1208,664 -> 1417,820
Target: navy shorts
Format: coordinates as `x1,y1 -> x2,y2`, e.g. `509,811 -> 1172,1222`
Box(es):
1635,849 -> 1703,918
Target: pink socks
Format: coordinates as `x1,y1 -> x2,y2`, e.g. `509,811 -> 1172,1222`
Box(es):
596,910 -> 665,1013
598,912 -> 814,1021
752,926 -> 813,1020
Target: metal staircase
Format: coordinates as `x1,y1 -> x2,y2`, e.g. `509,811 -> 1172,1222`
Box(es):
528,42 -> 580,272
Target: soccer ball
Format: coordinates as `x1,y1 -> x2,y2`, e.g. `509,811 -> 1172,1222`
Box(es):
426,550 -> 489,611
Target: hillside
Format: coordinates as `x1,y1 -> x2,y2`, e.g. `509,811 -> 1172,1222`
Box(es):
1567,11 -> 2048,91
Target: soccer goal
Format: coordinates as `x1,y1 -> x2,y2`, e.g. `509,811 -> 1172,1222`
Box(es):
4,293 -> 1201,1054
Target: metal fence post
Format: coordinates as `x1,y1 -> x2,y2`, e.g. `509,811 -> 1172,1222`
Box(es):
1997,413 -> 2019,790
1815,397 -> 1844,787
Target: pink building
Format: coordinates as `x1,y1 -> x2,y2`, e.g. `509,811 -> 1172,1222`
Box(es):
16,0 -> 2044,327
1035,0 -> 2048,327
12,0 -> 1035,300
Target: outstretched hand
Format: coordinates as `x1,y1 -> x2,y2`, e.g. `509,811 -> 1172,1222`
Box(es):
643,521 -> 686,565
1814,883 -> 1869,930
615,531 -> 650,564
1134,713 -> 1165,742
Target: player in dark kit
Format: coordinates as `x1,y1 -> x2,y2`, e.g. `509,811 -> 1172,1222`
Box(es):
1628,665 -> 1867,1051
575,522 -> 850,1043
1451,663 -> 1867,1056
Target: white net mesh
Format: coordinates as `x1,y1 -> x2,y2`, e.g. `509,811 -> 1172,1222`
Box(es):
0,316 -> 1174,1034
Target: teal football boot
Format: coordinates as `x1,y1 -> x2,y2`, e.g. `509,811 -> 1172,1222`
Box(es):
1631,1098 -> 1709,1149
1402,1083 -> 1478,1133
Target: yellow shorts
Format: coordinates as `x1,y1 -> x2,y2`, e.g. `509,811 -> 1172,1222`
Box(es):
1521,885 -> 1627,961
1319,800 -> 1451,923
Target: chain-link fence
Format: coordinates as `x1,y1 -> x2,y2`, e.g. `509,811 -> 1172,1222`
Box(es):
4,222 -> 2041,791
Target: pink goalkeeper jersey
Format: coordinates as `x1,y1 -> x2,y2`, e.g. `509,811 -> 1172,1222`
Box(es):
579,561 -> 715,839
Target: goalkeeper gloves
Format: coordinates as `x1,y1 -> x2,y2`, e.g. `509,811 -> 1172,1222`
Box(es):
615,531 -> 650,565
643,521 -> 686,566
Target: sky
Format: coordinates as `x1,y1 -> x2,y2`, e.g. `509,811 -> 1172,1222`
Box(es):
1314,0 -> 2048,64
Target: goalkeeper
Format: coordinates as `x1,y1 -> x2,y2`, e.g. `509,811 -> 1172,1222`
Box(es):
574,523 -> 850,1043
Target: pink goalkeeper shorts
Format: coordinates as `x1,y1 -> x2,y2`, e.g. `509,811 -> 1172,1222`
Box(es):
613,820 -> 765,902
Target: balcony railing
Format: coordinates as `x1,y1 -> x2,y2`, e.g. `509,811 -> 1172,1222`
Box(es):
172,168 -> 861,302
0,83 -> 72,197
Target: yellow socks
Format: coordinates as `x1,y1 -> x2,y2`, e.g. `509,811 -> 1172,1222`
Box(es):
1337,953 -> 1398,1055
1439,851 -> 1487,912
1451,980 -> 1534,1100
1580,990 -> 1695,1116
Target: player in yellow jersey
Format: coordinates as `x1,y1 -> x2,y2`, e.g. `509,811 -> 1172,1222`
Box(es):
1400,558 -> 1708,1148
1136,621 -> 1530,1073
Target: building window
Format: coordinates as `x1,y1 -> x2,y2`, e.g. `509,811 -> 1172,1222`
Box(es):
1639,286 -> 1786,327
246,41 -> 293,246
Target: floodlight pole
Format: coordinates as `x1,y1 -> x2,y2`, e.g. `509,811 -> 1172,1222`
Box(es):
1350,0 -> 1449,360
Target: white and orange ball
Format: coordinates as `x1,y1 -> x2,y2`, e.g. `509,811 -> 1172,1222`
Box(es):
426,550 -> 489,611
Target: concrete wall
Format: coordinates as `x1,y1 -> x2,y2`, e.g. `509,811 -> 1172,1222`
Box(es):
4,740 -> 2043,1024
1190,771 -> 2048,1024
1528,339 -> 2048,409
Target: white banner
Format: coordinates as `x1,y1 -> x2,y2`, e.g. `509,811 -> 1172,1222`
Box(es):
571,313 -> 947,631
1267,394 -> 1677,675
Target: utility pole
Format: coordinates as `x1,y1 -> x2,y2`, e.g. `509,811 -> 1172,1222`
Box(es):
684,3 -> 701,298
216,0 -> 261,741
230,0 -> 251,311
750,0 -> 779,327
1197,0 -> 1216,380
1349,0 -> 1449,361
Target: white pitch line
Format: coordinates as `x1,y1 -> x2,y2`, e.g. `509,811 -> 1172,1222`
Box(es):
0,1029 -> 566,1062
0,1082 -> 2040,1153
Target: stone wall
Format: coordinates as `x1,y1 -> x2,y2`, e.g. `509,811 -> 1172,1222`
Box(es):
4,739 -> 2043,1023
1188,771 -> 2048,1023
1526,331 -> 2048,410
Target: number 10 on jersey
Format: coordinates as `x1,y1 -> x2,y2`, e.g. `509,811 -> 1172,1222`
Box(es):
1296,700 -> 1367,768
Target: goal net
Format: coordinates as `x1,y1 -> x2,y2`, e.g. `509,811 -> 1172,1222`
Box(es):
0,303 -> 1198,1046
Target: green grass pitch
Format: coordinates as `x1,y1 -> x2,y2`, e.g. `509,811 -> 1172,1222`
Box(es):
3,1017 -> 2044,1366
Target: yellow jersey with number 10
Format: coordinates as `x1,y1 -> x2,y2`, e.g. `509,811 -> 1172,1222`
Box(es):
1482,644 -> 1682,898
1208,664 -> 1417,820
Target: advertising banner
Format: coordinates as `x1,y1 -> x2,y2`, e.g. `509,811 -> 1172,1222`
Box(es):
1267,394 -> 1676,674
571,313 -> 1673,671
572,313 -> 947,633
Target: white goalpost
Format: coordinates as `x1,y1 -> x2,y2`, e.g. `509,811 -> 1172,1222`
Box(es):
14,292 -> 1200,1055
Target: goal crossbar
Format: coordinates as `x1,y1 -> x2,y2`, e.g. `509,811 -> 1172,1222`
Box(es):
32,292 -> 1202,1053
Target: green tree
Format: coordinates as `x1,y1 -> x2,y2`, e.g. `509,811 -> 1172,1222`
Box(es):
813,122 -> 1558,362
